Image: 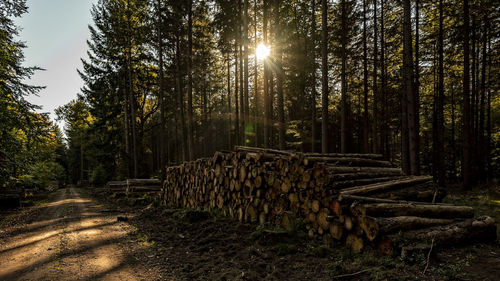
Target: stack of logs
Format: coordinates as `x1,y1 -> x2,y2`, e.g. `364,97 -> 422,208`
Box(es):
161,146 -> 497,255
106,179 -> 161,196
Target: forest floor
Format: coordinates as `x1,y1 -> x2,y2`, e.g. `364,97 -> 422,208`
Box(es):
0,187 -> 163,280
0,185 -> 499,281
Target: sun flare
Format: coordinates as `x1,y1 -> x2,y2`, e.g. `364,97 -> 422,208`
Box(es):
256,43 -> 270,60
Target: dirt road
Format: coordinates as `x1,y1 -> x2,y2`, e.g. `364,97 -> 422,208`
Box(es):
0,187 -> 161,281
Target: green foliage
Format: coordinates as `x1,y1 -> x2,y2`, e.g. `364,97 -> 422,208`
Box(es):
23,161 -> 65,189
90,165 -> 108,186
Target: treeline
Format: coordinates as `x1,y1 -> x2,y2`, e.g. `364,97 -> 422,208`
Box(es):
0,0 -> 66,189
55,0 -> 499,186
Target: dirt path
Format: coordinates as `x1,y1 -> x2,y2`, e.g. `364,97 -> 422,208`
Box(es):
0,187 -> 161,281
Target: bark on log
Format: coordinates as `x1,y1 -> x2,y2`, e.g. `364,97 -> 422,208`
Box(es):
361,216 -> 455,241
325,166 -> 402,175
352,203 -> 473,219
339,176 -> 433,196
306,157 -> 392,167
126,179 -> 161,185
379,216 -> 497,255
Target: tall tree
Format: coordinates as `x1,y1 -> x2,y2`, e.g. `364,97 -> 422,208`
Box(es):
156,0 -> 165,179
321,0 -> 328,153
462,0 -> 472,187
401,0 -> 411,174
187,0 -> 195,160
311,0 -> 317,152
434,0 -> 445,185
340,0 -> 348,153
263,0 -> 269,148
362,0 -> 369,153
372,0 -> 379,154
243,0 -> 249,145
276,0 -> 285,150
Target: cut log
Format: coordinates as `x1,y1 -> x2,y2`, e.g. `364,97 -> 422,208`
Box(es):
339,176 -> 433,196
360,216 -> 455,241
329,176 -> 406,190
325,166 -> 402,175
337,194 -> 453,205
346,233 -> 364,252
379,216 -> 497,255
126,179 -> 161,185
234,146 -> 294,156
328,172 -> 404,181
352,203 -> 473,219
329,220 -> 344,240
372,185 -> 446,202
303,152 -> 384,160
306,157 -> 393,167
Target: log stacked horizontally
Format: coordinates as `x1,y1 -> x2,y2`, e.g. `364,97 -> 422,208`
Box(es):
160,146 -> 497,255
106,179 -> 161,196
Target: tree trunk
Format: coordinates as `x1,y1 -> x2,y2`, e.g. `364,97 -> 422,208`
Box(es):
435,0 -> 445,185
414,0 -> 421,171
372,0 -> 379,154
254,0 -> 259,147
352,203 -> 474,219
175,35 -> 187,162
126,0 -> 138,177
239,0 -> 245,146
380,0 -> 387,158
478,15 -> 487,181
321,0 -> 328,153
275,0 -> 285,150
463,0 -> 473,187
362,0 -> 369,154
263,0 -> 269,148
402,0 -> 413,175
340,0 -> 348,153
311,0 -> 317,152
486,34 -> 491,179
157,0 -> 165,178
227,57 -> 232,149
234,43 -> 240,146
187,0 -> 194,160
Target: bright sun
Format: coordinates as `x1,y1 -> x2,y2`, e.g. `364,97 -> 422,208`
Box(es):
256,43 -> 270,60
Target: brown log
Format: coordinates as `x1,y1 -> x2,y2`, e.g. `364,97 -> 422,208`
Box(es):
303,152 -> 384,159
337,194 -> 453,205
329,220 -> 344,240
328,172 -> 403,181
234,146 -> 294,156
346,233 -> 364,252
379,216 -> 497,255
360,216 -> 455,241
311,200 -> 320,213
372,184 -> 446,202
126,179 -> 161,185
329,176 -> 406,190
317,208 -> 330,230
306,157 -> 392,167
352,203 -> 474,219
325,166 -> 402,175
339,176 -> 433,196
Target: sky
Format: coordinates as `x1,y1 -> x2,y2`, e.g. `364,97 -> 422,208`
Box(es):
14,0 -> 97,121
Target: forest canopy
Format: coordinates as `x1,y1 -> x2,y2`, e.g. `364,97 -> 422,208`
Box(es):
2,0 -> 498,189
0,0 -> 66,189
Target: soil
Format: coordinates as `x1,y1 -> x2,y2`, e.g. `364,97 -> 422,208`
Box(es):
1,186 -> 499,281
0,187 -> 162,281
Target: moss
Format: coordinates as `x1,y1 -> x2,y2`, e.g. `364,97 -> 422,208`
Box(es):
271,243 -> 298,256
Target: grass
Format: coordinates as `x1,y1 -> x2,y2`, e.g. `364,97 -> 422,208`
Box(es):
443,183 -> 500,237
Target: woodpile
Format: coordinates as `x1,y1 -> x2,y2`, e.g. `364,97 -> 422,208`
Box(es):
106,179 -> 161,196
161,146 -> 497,255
